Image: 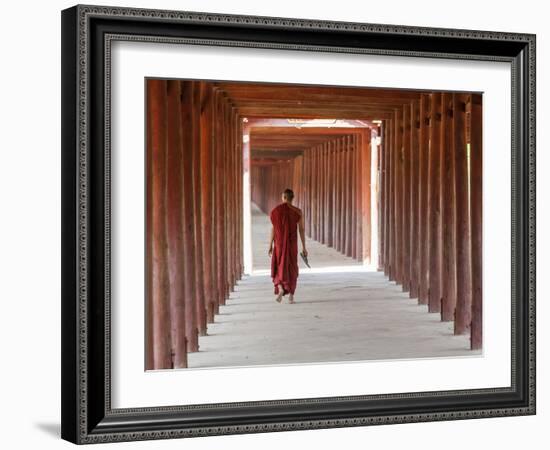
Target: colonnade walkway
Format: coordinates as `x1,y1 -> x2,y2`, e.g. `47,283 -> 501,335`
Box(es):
187,203 -> 480,369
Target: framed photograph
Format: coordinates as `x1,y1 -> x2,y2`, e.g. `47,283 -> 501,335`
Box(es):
61,4 -> 536,444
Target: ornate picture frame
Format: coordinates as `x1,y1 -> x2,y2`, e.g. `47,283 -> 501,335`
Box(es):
61,4 -> 536,444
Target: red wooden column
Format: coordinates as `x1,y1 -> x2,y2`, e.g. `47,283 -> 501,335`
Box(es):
320,145 -> 324,243
210,89 -> 220,315
428,92 -> 443,313
469,93 -> 483,350
410,100 -> 421,298
394,108 -> 403,285
199,83 -> 215,324
147,79 -> 172,370
165,80 -> 188,367
361,130 -> 372,263
231,106 -> 237,287
321,143 -> 327,244
345,136 -> 353,257
379,122 -> 386,270
402,104 -> 411,292
327,142 -> 334,247
338,139 -> 345,253
191,81 -> 207,336
312,149 -> 318,241
237,117 -> 244,278
350,135 -> 357,259
223,100 -> 232,296
319,144 -> 324,243
326,142 -> 332,245
322,144 -> 326,243
309,150 -> 314,238
440,92 -> 457,321
386,118 -> 394,279
356,133 -> 364,262
454,93 -> 472,335
303,152 -> 310,236
333,141 -> 339,249
180,81 -> 199,352
215,90 -> 227,308
332,142 -> 337,249
418,94 -> 430,305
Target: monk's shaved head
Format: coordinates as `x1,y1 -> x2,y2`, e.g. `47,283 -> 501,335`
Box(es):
282,188 -> 294,202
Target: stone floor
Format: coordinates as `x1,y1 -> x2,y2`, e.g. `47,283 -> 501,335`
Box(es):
187,202 -> 480,369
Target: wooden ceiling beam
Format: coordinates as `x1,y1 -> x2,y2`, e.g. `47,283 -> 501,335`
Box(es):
213,82 -> 424,101
239,110 -> 394,120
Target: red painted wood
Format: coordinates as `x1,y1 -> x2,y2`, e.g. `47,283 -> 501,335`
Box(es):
410,100 -> 420,298
428,92 -> 443,313
362,130 -> 372,263
379,124 -> 386,270
454,93 -> 472,335
165,80 -> 189,367
440,92 -> 457,322
470,94 -> 483,350
147,79 -> 173,370
394,109 -> 403,285
418,95 -> 430,305
180,81 -> 199,353
350,136 -> 357,259
191,81 -> 207,336
387,119 -> 394,279
200,83 -> 215,324
402,104 -> 411,292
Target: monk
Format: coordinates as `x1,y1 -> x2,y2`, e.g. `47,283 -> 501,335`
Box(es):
268,188 -> 307,304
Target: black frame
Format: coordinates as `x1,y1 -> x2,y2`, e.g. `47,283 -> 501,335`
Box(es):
61,4 -> 536,444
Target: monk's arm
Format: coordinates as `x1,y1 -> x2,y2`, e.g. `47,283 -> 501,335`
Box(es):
268,225 -> 275,256
299,214 -> 307,256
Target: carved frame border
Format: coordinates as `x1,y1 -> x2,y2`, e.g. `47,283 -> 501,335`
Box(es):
61,4 -> 536,444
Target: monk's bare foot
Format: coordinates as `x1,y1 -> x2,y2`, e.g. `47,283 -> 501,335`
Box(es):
275,285 -> 283,303
288,294 -> 295,304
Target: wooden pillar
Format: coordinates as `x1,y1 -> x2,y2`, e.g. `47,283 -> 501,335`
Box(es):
338,139 -> 345,253
147,79 -> 172,370
311,147 -> 319,241
192,81 -> 207,336
210,89 -> 220,315
361,130 -> 372,263
199,84 -> 215,324
351,135 -> 357,259
428,92 -> 443,313
332,142 -> 338,249
180,80 -> 199,352
165,80 -> 188,368
470,94 -> 482,349
323,145 -> 327,243
394,108 -> 403,285
410,100 -> 421,298
379,123 -> 386,270
344,135 -> 353,257
319,146 -> 324,243
223,100 -> 232,297
356,133 -> 364,262
402,104 -> 411,291
215,90 -> 226,310
386,119 -> 394,278
454,93 -> 472,335
418,94 -> 430,305
327,142 -> 334,247
440,92 -> 457,321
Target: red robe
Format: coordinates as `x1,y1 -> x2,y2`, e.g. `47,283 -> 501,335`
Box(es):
270,202 -> 301,296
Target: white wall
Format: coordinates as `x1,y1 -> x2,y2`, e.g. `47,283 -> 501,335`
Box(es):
0,0 -> 544,448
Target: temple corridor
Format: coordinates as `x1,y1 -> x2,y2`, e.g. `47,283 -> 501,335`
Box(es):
187,203 -> 477,369
146,79 -> 482,370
